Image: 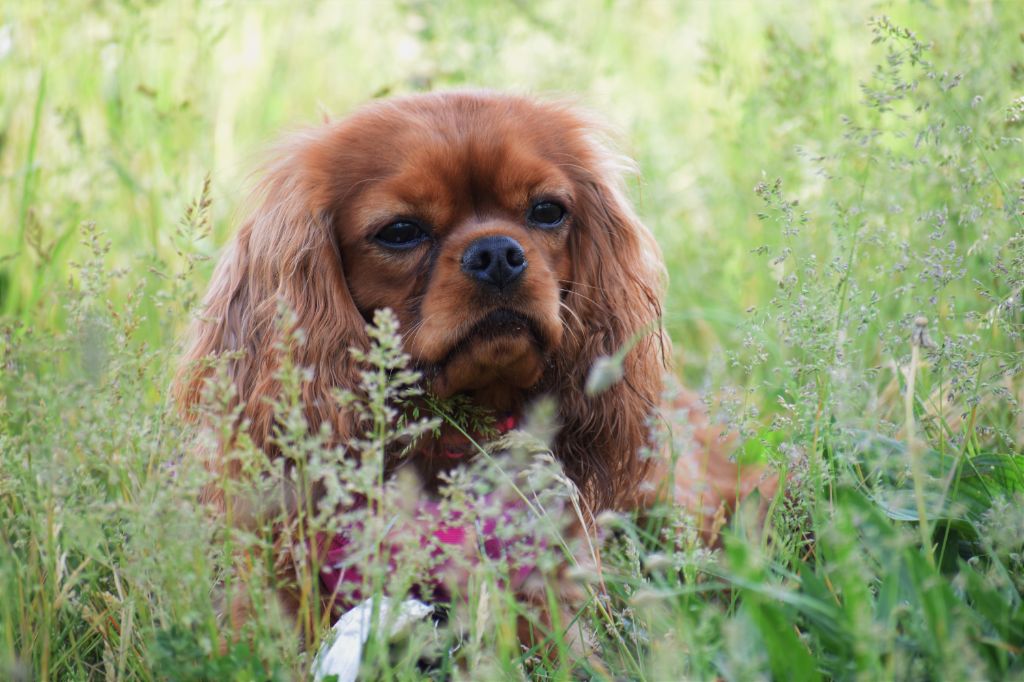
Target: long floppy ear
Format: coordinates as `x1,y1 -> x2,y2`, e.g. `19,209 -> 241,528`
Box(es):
173,131 -> 367,455
552,129 -> 669,512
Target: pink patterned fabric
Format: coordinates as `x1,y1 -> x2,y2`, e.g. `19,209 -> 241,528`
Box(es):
319,415 -> 538,610
319,500 -> 537,609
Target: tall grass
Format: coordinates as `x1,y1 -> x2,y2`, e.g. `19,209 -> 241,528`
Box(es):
2,1 -> 1023,680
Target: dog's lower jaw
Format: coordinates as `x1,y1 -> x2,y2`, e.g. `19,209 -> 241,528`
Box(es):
427,335 -> 546,407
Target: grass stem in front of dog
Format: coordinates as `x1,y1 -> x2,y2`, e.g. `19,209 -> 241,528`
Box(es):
906,317 -> 934,565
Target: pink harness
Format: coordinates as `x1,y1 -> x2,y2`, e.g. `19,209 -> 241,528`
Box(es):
319,415 -> 536,609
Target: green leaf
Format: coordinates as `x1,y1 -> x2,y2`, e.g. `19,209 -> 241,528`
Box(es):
743,600 -> 823,682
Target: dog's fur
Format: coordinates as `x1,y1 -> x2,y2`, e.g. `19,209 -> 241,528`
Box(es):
174,91 -> 770,642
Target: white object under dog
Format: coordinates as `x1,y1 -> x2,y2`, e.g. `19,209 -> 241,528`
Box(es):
312,597 -> 434,682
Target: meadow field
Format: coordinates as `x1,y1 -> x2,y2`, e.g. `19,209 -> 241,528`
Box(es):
2,1 -> 1023,679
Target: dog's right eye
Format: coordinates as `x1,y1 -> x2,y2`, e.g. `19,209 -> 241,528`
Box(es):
375,221 -> 428,249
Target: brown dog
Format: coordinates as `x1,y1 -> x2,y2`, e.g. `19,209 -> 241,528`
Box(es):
174,91 -> 772,648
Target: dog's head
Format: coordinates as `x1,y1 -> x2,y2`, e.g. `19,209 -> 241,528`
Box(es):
177,91 -> 667,506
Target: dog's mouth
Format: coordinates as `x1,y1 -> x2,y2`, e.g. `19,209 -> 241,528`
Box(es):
437,308 -> 546,367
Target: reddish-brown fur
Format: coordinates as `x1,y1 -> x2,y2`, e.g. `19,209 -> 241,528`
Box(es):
174,91 -> 771,641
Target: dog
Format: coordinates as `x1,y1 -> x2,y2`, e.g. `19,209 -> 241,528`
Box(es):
174,90 -> 772,651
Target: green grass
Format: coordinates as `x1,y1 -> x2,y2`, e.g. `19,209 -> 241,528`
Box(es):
2,1 -> 1024,679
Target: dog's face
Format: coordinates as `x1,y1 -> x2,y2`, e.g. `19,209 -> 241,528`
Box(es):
323,97 -> 587,403
178,91 -> 667,506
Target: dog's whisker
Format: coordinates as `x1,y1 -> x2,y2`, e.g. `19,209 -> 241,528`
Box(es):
557,301 -> 584,345
559,278 -> 606,292
559,286 -> 601,308
402,312 -> 440,350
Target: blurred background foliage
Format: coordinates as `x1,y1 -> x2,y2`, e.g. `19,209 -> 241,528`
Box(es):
5,0 -> 1017,385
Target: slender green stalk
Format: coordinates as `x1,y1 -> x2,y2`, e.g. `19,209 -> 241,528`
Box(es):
905,318 -> 933,565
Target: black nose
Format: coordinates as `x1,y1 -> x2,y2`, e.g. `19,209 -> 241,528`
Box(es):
461,235 -> 527,291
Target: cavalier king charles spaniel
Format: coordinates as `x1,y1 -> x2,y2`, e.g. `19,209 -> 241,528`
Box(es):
175,91 -> 771,650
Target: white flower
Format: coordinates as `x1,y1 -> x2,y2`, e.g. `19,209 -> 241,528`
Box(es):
585,355 -> 624,396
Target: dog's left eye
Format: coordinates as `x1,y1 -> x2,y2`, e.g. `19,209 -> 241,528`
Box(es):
528,201 -> 566,228
375,221 -> 428,248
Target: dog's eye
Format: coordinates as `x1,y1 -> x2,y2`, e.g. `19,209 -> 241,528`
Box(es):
528,201 -> 566,228
375,221 -> 427,248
